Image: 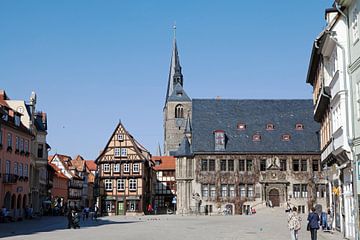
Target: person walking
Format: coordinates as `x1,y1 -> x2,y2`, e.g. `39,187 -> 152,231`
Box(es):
288,206 -> 301,240
67,207 -> 73,229
307,207 -> 320,240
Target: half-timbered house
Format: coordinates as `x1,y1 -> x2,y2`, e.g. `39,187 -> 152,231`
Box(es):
95,122 -> 154,216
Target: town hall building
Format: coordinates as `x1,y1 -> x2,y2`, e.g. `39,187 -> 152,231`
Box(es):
163,35 -> 327,215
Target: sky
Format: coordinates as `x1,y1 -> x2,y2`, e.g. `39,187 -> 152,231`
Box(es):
0,0 -> 333,160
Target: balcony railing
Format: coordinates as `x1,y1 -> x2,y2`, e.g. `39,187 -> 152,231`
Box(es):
3,174 -> 18,184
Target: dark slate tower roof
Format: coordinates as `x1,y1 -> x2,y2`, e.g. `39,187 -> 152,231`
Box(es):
174,136 -> 193,157
167,83 -> 191,102
191,99 -> 320,154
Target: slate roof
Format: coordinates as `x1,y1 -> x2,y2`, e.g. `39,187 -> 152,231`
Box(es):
174,136 -> 193,156
191,99 -> 320,154
167,83 -> 191,102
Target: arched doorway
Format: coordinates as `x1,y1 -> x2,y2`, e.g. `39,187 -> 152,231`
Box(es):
23,195 -> 27,209
4,192 -> 11,209
268,189 -> 280,207
11,194 -> 16,210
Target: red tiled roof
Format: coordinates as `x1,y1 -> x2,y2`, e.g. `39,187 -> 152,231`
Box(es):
86,160 -> 97,171
151,156 -> 176,171
49,163 -> 68,179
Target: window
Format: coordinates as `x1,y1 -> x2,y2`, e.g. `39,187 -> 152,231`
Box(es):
312,160 -> 319,172
280,159 -> 287,171
228,160 -> 234,171
210,185 -> 216,197
24,164 -> 28,177
118,134 -> 124,141
117,179 -> 125,191
202,184 -> 209,197
214,130 -> 225,151
357,81 -> 360,118
16,136 -> 19,150
14,162 -> 18,175
124,163 -> 130,173
19,163 -> 23,176
246,159 -> 253,171
220,160 -> 226,171
266,123 -> 274,130
209,159 -> 215,171
239,184 -> 246,198
175,104 -> 184,118
293,184 -> 300,198
129,179 -> 137,191
105,179 -> 112,191
260,159 -> 266,171
229,185 -> 235,197
239,160 -> 245,171
7,133 -> 12,147
20,138 -> 24,152
253,134 -> 261,141
295,124 -> 304,130
103,164 -> 110,172
301,160 -> 307,171
352,8 -> 359,44
121,148 -> 127,157
282,134 -> 291,141
316,184 -> 326,198
301,184 -> 308,198
293,159 -> 299,171
221,185 -> 228,197
114,163 -> 120,172
14,115 -> 20,126
37,144 -> 44,158
5,161 -> 10,174
114,148 -> 121,157
237,123 -> 246,130
133,163 -> 139,173
247,185 -> 254,198
24,140 -> 29,152
201,159 -> 208,171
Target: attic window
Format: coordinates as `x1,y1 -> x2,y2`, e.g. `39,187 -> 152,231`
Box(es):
253,134 -> 261,142
237,123 -> 246,130
155,160 -> 161,166
214,130 -> 225,151
295,123 -> 304,130
266,123 -> 274,130
282,134 -> 291,141
118,134 -> 124,141
176,91 -> 183,97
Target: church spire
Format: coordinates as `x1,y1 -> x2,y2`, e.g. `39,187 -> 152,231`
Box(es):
165,24 -> 184,105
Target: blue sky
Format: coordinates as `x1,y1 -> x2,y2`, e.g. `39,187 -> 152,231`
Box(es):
0,0 -> 332,159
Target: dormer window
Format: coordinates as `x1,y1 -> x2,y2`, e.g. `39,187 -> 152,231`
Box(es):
155,160 -> 161,166
295,123 -> 304,130
253,134 -> 261,142
237,123 -> 246,130
14,115 -> 21,126
214,130 -> 225,151
266,123 -> 274,130
176,91 -> 183,97
282,134 -> 291,141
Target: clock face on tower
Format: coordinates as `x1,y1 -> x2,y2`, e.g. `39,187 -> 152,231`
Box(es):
17,106 -> 24,114
176,118 -> 183,127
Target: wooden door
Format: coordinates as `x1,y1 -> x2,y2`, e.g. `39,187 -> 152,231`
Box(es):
117,202 -> 125,215
269,189 -> 280,207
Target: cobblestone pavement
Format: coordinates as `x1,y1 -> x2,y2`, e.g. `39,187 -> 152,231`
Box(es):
0,208 -> 345,240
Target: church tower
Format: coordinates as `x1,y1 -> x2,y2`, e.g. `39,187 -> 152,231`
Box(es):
163,28 -> 192,156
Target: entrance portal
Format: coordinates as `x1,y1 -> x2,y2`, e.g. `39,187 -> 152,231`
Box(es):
268,189 -> 280,207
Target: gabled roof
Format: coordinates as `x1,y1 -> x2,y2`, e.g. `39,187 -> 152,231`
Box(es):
190,99 -> 320,154
86,160 -> 97,171
48,163 -> 69,179
167,83 -> 191,102
152,156 -> 175,171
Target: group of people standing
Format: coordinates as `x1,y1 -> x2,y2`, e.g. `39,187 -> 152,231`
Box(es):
287,206 -> 333,240
66,205 -> 99,229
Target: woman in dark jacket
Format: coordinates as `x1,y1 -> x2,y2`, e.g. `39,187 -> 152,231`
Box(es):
307,207 -> 320,240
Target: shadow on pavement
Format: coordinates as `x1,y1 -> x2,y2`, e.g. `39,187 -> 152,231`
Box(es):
0,216 -> 140,238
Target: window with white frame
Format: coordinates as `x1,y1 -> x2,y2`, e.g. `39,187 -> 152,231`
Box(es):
239,184 -> 246,198
221,185 -> 228,197
210,185 -> 216,197
247,185 -> 254,198
14,162 -> 18,175
229,185 -> 235,197
202,184 -> 209,197
124,163 -> 130,173
117,179 -> 125,191
293,184 -> 301,198
133,163 -> 139,173
118,134 -> 124,141
332,104 -> 341,131
129,179 -> 137,191
103,163 -> 110,172
19,163 -> 23,176
105,179 -> 112,191
121,148 -> 127,157
328,49 -> 337,78
114,163 -> 120,172
114,148 -> 121,157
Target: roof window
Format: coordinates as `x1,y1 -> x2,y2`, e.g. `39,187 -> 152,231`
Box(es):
282,134 -> 291,141
266,123 -> 274,130
295,123 -> 304,130
253,134 -> 261,142
237,123 -> 246,130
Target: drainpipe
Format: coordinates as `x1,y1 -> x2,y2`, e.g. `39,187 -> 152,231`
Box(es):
335,3 -> 359,240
